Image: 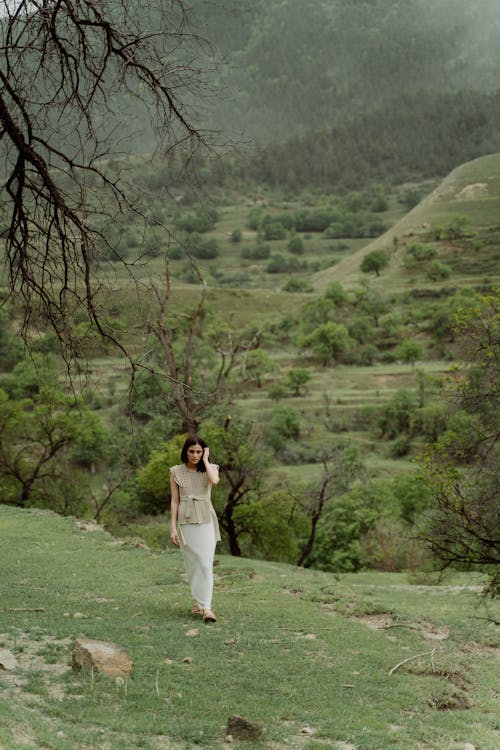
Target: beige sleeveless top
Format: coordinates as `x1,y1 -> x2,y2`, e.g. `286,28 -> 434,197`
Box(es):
169,464 -> 221,541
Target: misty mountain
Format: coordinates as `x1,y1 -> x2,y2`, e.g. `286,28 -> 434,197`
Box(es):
190,0 -> 500,143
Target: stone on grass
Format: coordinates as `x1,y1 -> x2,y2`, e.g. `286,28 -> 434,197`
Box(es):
0,649 -> 18,671
72,638 -> 132,678
226,715 -> 263,741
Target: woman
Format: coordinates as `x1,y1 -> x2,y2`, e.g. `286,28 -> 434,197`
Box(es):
169,436 -> 220,623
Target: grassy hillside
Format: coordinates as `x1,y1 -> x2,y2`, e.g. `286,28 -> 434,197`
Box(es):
314,154 -> 500,291
1,504 -> 499,750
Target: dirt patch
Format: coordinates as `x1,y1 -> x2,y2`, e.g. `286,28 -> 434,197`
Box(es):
455,183 -> 488,200
350,614 -> 449,641
460,641 -> 500,657
0,632 -> 71,700
351,614 -> 395,631
428,688 -> 471,711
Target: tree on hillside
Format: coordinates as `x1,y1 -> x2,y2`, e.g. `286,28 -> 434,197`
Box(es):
300,322 -> 353,366
360,249 -> 390,277
284,367 -> 312,397
0,1 -> 211,352
294,442 -> 365,567
0,386 -> 105,511
420,294 -> 500,596
396,340 -> 424,367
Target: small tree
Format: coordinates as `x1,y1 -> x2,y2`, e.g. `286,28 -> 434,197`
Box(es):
301,322 -> 353,366
267,405 -> 301,451
396,340 -> 424,367
287,235 -> 304,255
360,249 -> 390,277
295,442 -> 365,567
284,368 -> 312,396
0,387 -> 105,512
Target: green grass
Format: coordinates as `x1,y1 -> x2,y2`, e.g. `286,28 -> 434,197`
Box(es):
1,504 -> 499,750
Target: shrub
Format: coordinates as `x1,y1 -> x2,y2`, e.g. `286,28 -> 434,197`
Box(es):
190,238 -> 219,260
241,242 -> 270,260
262,221 -> 287,241
287,235 -> 305,255
427,260 -> 452,280
266,254 -> 300,274
267,405 -> 301,451
283,278 -> 313,293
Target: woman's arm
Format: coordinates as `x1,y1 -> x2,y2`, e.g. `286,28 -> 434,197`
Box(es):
169,473 -> 180,545
203,446 -> 220,485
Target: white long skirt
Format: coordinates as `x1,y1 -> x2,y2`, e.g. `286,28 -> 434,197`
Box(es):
179,522 -> 216,609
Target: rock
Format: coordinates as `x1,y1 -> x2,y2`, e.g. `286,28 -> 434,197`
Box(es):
226,716 -> 263,741
0,649 -> 18,671
72,638 -> 132,678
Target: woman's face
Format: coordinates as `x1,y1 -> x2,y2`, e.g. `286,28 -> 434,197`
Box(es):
186,443 -> 203,468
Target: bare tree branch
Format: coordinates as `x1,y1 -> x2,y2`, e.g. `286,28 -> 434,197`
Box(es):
0,0 -> 212,355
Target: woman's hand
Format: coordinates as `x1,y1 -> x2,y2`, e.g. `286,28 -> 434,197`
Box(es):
170,528 -> 179,546
203,446 -> 210,462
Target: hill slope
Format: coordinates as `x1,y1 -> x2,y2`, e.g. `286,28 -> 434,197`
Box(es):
1,504 -> 499,750
314,153 -> 500,291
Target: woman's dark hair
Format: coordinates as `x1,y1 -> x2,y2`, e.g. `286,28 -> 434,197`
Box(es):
180,435 -> 207,472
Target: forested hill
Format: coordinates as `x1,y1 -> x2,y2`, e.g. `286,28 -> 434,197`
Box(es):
191,0 -> 500,142
184,0 -> 500,189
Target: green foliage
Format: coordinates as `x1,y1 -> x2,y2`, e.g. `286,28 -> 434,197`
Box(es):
432,214 -> 473,241
1,354 -> 59,399
267,405 -> 301,451
241,242 -> 270,260
186,235 -> 219,259
378,389 -> 419,438
361,249 -> 390,277
404,241 -> 437,265
310,471 -> 433,572
244,348 -> 276,388
266,254 -> 300,274
426,259 -> 452,280
174,206 -> 219,234
262,221 -> 286,240
137,434 -> 186,506
300,322 -> 353,365
396,340 -> 424,365
0,386 -> 103,512
421,288 -> 480,342
420,293 -> 500,595
284,367 -> 312,396
234,489 -> 306,562
287,234 -> 304,254
399,186 -> 425,209
282,277 -> 313,293
230,228 -> 242,243
0,307 -> 22,368
410,403 -> 449,442
324,281 -> 348,306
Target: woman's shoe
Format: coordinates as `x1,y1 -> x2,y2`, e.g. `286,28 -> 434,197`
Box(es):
191,602 -> 203,616
203,608 -> 217,623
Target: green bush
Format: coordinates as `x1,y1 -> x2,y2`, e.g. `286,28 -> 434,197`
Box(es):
241,242 -> 270,260
427,260 -> 452,280
283,278 -> 313,292
267,405 -> 301,451
287,235 -> 305,254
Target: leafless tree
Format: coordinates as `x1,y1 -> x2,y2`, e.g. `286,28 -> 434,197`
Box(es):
137,259 -> 260,432
0,0 -> 212,353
